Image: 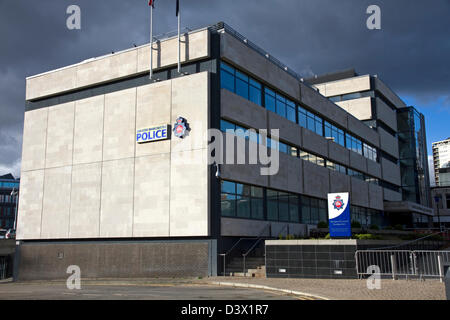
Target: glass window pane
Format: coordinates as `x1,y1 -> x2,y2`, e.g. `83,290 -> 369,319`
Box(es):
251,198 -> 264,220
301,196 -> 311,224
221,180 -> 235,194
278,196 -> 290,222
251,186 -> 263,198
276,100 -> 286,118
235,70 -> 248,82
221,193 -> 236,217
220,120 -> 235,132
307,116 -> 315,132
235,78 -> 249,100
289,195 -> 299,222
220,69 -> 234,92
265,94 -> 276,113
236,183 -> 244,195
279,142 -> 288,154
287,106 -> 296,123
249,86 -> 261,106
267,195 -> 278,221
236,196 -> 251,218
249,78 -> 261,89
220,62 -> 234,74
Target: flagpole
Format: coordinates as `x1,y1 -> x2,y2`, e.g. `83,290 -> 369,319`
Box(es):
177,0 -> 181,74
149,4 -> 153,80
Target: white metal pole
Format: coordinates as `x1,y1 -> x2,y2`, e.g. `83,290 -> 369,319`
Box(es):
149,5 -> 153,80
177,1 -> 181,74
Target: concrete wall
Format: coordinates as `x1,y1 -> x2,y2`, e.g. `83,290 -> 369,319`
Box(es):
373,77 -> 407,109
314,75 -> 371,97
300,83 -> 347,129
221,218 -> 306,238
381,158 -> 402,186
375,98 -> 398,131
17,240 -> 215,280
383,188 -> 403,202
379,127 -> 399,159
18,72 -> 210,240
26,29 -> 210,100
220,32 -> 300,101
336,97 -> 372,121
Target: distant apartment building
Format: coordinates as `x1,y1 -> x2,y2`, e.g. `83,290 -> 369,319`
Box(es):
308,69 -> 432,227
432,138 -> 450,186
431,186 -> 450,228
0,173 -> 19,230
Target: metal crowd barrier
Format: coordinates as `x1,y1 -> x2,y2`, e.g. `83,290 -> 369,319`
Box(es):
356,250 -> 450,281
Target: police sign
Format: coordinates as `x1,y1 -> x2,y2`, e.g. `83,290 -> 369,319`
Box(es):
136,125 -> 169,144
327,192 -> 352,238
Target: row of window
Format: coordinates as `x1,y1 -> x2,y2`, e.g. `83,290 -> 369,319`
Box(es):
0,219 -> 14,229
0,194 -> 17,203
221,180 -> 383,226
220,62 -> 378,162
328,90 -> 375,103
0,207 -> 14,217
220,119 -> 380,185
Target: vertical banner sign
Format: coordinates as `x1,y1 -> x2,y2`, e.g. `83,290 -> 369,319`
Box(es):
327,193 -> 351,238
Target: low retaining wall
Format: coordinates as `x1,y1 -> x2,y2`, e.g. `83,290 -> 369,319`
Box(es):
265,239 -> 418,279
17,239 -> 217,280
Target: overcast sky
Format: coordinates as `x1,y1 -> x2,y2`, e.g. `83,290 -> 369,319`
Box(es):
0,0 -> 449,180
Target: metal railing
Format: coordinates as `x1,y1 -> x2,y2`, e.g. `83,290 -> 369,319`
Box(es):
219,224 -> 271,276
356,250 -> 450,281
366,230 -> 449,251
211,22 -> 313,87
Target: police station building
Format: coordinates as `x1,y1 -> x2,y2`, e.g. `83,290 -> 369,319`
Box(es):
16,22 -> 432,279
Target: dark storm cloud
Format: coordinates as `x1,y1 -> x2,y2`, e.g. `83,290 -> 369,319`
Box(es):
0,0 -> 449,176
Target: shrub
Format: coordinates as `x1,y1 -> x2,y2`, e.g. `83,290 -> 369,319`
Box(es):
317,221 -> 328,228
369,224 -> 379,230
351,221 -> 362,229
394,224 -> 404,231
354,233 -> 381,240
325,233 -> 331,239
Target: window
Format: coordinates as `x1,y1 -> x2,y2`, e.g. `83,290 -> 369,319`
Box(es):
447,195 -> 450,210
220,62 -> 262,107
300,150 -> 325,167
267,189 -> 278,221
363,143 -> 378,162
346,133 -> 363,155
298,106 -> 323,136
221,181 -> 265,220
348,169 -> 365,181
324,121 -> 345,147
289,194 -> 299,222
326,161 -> 347,175
301,196 -> 311,224
264,88 -> 276,113
251,186 -> 264,220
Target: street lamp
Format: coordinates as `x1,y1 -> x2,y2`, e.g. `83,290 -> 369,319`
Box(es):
10,188 -> 18,231
434,195 -> 442,231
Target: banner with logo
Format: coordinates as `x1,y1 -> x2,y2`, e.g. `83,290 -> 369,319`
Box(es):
327,192 -> 351,238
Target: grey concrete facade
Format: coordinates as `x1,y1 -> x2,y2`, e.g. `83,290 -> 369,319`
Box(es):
17,22 -> 433,279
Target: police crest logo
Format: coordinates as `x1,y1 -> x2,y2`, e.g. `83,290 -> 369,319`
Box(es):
333,196 -> 344,211
173,116 -> 189,139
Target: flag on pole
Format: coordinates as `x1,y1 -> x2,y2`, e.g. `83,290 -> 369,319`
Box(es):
149,0 -> 155,8
176,0 -> 179,16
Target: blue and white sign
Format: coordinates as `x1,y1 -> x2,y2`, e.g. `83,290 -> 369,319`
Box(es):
327,192 -> 351,238
136,125 -> 169,144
